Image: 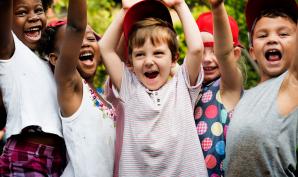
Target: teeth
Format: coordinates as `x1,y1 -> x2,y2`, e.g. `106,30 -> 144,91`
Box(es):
26,27 -> 40,32
80,52 -> 92,57
268,49 -> 277,53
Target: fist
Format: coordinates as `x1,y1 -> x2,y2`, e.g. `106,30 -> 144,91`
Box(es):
162,0 -> 184,8
122,0 -> 142,10
208,0 -> 224,8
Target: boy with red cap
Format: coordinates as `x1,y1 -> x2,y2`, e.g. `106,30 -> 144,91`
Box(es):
99,0 -> 208,176
194,0 -> 243,176
225,0 -> 298,176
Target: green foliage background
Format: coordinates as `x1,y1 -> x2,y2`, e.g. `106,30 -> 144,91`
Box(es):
52,0 -> 267,89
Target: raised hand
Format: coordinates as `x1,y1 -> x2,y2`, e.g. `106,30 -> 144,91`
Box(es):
122,0 -> 142,10
208,0 -> 224,9
162,0 -> 184,8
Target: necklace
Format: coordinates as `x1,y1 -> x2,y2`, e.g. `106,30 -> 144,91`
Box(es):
84,80 -> 116,121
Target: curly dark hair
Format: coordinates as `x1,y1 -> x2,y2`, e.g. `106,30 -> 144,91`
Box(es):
37,23 -> 64,58
41,0 -> 53,11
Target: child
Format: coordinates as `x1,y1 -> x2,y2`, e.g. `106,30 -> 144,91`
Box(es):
225,0 -> 298,176
246,0 -> 297,83
194,0 -> 243,176
0,0 -> 67,175
37,17 -> 116,176
99,0 -> 208,176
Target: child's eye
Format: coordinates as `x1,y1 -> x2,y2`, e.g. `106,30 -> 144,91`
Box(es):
279,32 -> 289,37
35,7 -> 44,15
87,37 -> 96,41
154,51 -> 164,57
15,10 -> 27,17
257,34 -> 267,38
135,52 -> 145,58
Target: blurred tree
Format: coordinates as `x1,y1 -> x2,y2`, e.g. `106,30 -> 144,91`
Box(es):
51,0 -> 263,89
51,0 -> 116,88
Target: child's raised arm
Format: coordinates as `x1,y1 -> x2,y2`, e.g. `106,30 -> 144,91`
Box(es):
99,9 -> 127,91
0,1 -> 14,59
164,0 -> 204,86
99,2 -> 132,91
211,0 -> 242,109
54,0 -> 87,115
291,23 -> 298,73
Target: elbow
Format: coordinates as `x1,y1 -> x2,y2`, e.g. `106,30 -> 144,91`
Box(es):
188,44 -> 204,58
98,40 -> 111,55
67,21 -> 87,33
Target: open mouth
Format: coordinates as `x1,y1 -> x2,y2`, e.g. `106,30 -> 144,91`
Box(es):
79,52 -> 94,61
203,66 -> 217,72
265,49 -> 282,62
24,26 -> 42,41
144,71 -> 159,79
79,51 -> 95,66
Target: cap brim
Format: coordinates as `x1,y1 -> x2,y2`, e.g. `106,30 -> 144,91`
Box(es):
245,0 -> 298,32
123,0 -> 173,42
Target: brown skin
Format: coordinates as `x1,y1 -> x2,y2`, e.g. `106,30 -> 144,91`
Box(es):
12,0 -> 47,50
276,22 -> 298,117
0,0 -> 14,137
0,0 -> 46,134
0,0 -> 85,145
50,24 -> 111,117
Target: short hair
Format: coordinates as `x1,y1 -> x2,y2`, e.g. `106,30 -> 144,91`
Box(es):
41,0 -> 53,11
128,18 -> 178,62
249,8 -> 297,45
37,24 -> 64,57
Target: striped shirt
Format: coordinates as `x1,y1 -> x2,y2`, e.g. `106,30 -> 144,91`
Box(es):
117,63 -> 208,177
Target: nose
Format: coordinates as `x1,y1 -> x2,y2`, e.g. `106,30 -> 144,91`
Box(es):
28,13 -> 40,22
144,56 -> 154,67
203,51 -> 215,65
267,34 -> 279,45
81,38 -> 90,48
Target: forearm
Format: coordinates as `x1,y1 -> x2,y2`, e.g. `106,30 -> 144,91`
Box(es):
99,9 -> 126,90
100,9 -> 126,55
55,0 -> 87,82
212,3 -> 234,59
0,93 -> 6,130
212,2 -> 242,91
0,0 -> 14,58
175,2 -> 203,56
67,0 -> 87,32
290,23 -> 298,77
175,2 -> 203,85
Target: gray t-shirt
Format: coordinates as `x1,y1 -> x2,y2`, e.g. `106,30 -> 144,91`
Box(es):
225,73 -> 298,177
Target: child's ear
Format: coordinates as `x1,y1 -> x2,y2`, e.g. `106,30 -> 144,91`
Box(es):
49,53 -> 58,66
233,47 -> 242,61
249,46 -> 257,62
172,52 -> 179,64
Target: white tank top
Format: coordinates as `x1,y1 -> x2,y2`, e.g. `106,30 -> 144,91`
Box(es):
0,33 -> 62,138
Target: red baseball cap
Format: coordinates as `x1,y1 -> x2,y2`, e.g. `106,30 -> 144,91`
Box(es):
123,0 -> 173,43
47,20 -> 101,41
245,0 -> 298,33
196,11 -> 243,48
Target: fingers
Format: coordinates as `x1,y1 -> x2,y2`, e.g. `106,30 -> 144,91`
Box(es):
209,0 -> 224,9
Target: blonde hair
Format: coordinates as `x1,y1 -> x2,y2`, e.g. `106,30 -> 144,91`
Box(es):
128,18 -> 178,62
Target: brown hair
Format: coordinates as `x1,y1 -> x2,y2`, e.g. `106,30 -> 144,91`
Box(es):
128,18 -> 179,62
249,8 -> 297,46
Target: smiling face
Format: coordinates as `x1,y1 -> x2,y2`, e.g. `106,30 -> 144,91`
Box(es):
77,26 -> 100,82
250,16 -> 297,82
12,0 -> 46,50
131,38 -> 176,91
201,32 -> 220,84
52,25 -> 100,82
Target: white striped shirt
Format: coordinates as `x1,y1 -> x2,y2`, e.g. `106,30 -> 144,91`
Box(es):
117,63 -> 208,177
